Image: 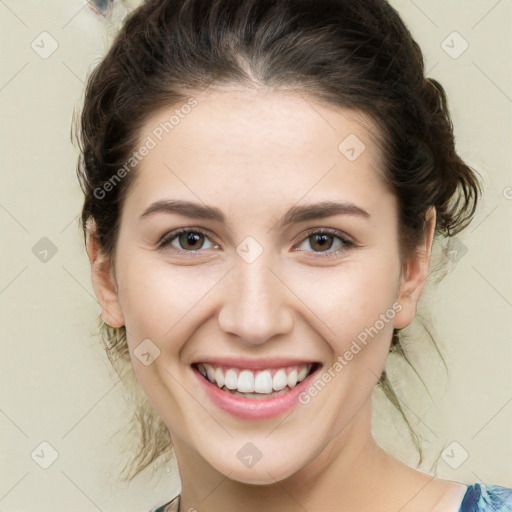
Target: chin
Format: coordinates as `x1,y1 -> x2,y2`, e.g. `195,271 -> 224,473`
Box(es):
202,444 -> 308,486
220,465 -> 299,486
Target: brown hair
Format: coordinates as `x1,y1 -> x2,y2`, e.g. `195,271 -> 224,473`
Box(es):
73,0 -> 480,479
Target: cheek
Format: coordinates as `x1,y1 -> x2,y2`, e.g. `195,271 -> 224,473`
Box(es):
287,252 -> 402,352
116,252 -> 219,344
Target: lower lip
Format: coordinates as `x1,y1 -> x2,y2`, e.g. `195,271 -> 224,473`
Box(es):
193,365 -> 319,420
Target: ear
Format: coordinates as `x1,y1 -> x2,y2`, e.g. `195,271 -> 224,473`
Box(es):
85,219 -> 125,328
393,207 -> 436,330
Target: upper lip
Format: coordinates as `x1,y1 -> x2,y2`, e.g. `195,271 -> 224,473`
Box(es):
191,357 -> 321,370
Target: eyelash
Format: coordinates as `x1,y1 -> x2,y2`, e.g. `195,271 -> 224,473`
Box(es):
157,227 -> 355,259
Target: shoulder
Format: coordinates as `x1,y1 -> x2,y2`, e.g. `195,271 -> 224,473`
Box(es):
148,494 -> 180,512
458,483 -> 512,512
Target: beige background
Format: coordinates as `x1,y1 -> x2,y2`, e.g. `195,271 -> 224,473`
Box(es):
0,1 -> 511,510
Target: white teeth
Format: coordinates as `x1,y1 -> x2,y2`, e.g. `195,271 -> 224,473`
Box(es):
214,367 -> 224,388
206,364 -> 216,383
297,365 -> 309,381
231,388 -> 289,399
272,369 -> 288,391
224,368 -> 238,390
287,368 -> 298,388
254,370 -> 273,394
237,370 -> 255,393
197,362 -> 315,395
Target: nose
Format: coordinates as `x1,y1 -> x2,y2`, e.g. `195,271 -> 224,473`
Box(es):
217,255 -> 294,347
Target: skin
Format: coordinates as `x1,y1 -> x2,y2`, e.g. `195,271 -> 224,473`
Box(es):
86,86 -> 468,511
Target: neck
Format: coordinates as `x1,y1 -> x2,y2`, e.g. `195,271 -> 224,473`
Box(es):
172,400 -> 410,512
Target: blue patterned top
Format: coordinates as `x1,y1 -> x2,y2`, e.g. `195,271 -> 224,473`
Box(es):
458,484 -> 512,511
150,483 -> 512,511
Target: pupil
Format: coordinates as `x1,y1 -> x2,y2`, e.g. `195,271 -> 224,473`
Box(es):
180,231 -> 203,249
311,234 -> 332,251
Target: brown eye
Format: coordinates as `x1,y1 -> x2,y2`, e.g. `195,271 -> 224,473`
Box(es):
308,233 -> 335,252
294,229 -> 354,258
158,229 -> 218,253
177,231 -> 205,250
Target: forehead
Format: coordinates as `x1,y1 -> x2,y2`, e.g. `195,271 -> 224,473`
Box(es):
123,87 -> 391,221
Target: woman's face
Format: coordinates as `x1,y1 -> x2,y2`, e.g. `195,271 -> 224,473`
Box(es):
89,87 -> 432,484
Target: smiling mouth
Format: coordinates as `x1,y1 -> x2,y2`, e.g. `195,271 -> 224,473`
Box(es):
192,362 -> 321,399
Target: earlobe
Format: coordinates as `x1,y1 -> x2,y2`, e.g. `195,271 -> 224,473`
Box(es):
85,220 -> 125,328
392,207 -> 436,330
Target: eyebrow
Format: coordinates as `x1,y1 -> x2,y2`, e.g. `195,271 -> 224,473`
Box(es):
139,199 -> 370,228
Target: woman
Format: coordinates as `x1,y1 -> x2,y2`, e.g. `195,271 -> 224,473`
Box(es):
74,0 -> 512,510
